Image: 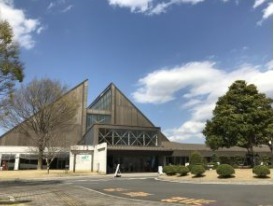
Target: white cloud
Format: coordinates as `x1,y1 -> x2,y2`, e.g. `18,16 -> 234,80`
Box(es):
133,61 -> 223,104
133,60 -> 273,143
106,0 -> 273,24
0,0 -> 42,49
47,2 -> 55,10
61,5 -> 73,13
149,2 -> 171,15
254,0 -> 273,25
107,0 -> 205,14
261,2 -> 273,19
253,0 -> 266,8
47,1 -> 73,13
108,0 -> 152,13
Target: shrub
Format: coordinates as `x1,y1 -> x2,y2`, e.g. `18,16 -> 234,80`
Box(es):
191,165 -> 205,177
219,156 -> 231,165
211,153 -> 219,164
253,165 -> 270,178
163,165 -> 176,176
216,164 -> 235,178
177,165 -> 189,176
190,151 -> 203,165
259,156 -> 272,167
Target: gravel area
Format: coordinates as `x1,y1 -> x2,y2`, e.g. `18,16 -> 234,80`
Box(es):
159,168 -> 273,184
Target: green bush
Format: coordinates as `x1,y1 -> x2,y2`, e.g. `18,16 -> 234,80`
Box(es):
258,156 -> 272,167
216,164 -> 235,178
219,156 -> 231,165
191,165 -> 205,177
176,165 -> 189,176
211,153 -> 219,163
163,165 -> 176,176
190,151 -> 203,165
253,165 -> 270,178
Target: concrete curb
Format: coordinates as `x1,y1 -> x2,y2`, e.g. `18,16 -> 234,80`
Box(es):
156,177 -> 273,185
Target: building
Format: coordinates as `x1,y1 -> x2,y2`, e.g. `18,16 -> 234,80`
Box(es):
0,80 -> 271,172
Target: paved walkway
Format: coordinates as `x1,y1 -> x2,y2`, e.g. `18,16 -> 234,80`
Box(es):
0,182 -> 182,206
0,172 -> 272,205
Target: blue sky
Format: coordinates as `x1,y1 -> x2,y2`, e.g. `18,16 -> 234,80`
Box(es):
0,0 -> 273,143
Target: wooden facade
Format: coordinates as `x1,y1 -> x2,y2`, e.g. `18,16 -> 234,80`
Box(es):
0,80 -> 88,146
83,83 -> 169,146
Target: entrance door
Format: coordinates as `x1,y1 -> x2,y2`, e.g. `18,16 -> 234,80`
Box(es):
107,154 -> 159,173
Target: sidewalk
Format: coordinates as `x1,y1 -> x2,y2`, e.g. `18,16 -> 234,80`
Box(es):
0,179 -> 180,206
0,170 -> 272,205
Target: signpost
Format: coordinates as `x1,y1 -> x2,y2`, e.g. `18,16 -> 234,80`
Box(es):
114,164 -> 121,177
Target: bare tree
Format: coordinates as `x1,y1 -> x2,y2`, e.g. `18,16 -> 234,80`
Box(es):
28,133 -> 70,173
0,78 -> 79,169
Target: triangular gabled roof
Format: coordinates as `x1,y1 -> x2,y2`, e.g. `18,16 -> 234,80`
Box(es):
87,83 -> 154,127
0,79 -> 88,146
87,83 -> 169,141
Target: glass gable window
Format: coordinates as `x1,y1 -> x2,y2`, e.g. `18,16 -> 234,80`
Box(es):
89,89 -> 112,111
87,114 -> 111,128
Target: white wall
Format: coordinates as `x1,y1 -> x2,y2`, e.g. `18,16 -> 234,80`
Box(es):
0,146 -> 34,170
69,143 -> 107,173
69,145 -> 94,172
1,144 -> 108,173
76,153 -> 92,171
93,143 -> 107,174
0,146 -> 32,153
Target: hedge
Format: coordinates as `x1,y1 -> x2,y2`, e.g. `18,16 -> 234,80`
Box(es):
191,165 -> 205,177
253,165 -> 270,178
216,164 -> 235,178
163,165 -> 177,176
177,165 -> 189,176
190,151 -> 203,165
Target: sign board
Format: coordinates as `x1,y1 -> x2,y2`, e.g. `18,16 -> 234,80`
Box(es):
158,166 -> 163,174
76,153 -> 92,171
114,164 -> 121,177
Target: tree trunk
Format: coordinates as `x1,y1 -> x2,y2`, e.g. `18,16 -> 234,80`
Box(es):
250,146 -> 255,167
268,143 -> 272,154
37,149 -> 43,170
46,158 -> 50,174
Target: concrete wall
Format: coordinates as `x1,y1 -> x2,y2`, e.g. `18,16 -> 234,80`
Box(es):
75,153 -> 92,171
0,146 -> 35,170
70,145 -> 94,172
93,143 -> 107,174
70,143 -> 107,173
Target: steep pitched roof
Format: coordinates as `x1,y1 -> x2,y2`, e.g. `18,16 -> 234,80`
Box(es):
0,79 -> 88,146
86,82 -> 170,142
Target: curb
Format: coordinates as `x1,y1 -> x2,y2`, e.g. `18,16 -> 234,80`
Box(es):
156,177 -> 273,185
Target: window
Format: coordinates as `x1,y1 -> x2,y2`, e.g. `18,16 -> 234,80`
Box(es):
86,114 -> 111,128
90,89 -> 112,111
98,128 -> 158,146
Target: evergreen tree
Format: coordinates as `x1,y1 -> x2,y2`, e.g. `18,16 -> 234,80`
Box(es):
203,80 -> 273,165
0,20 -> 24,98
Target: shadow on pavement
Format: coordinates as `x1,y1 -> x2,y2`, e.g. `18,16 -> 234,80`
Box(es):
0,179 -> 63,187
0,199 -> 32,205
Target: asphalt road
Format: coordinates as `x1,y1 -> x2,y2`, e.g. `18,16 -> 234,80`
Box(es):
0,175 -> 272,206
68,176 -> 273,206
